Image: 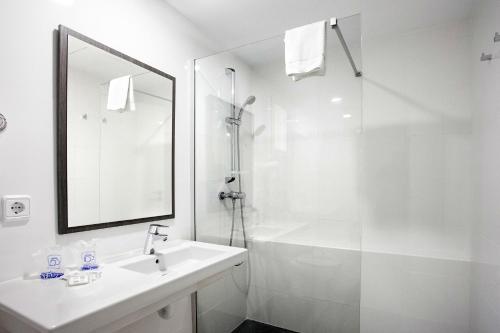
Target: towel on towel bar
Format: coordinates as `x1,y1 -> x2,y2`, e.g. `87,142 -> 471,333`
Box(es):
285,20 -> 326,81
107,75 -> 136,111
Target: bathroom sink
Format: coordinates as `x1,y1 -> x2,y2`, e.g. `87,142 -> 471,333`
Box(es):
0,240 -> 246,333
120,244 -> 226,275
161,245 -> 226,271
120,256 -> 163,275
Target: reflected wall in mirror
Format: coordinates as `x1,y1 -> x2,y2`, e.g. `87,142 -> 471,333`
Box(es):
57,26 -> 175,234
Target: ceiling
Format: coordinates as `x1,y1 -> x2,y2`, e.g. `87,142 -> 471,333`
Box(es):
165,0 -> 475,54
361,0 -> 475,39
164,0 -> 361,50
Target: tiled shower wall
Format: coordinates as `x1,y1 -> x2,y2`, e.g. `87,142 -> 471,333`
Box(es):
360,2 -> 474,331
246,30 -> 363,332
470,1 -> 500,332
194,2 -> 495,332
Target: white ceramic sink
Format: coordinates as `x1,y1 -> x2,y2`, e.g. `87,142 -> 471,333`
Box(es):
121,245 -> 226,275
0,240 -> 247,333
120,256 -> 162,275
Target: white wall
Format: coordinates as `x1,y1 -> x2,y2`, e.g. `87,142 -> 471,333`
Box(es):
470,1 -> 500,332
360,1 -> 474,332
67,67 -> 102,227
98,82 -> 173,224
0,0 -> 216,331
193,4 -> 477,331
251,42 -> 362,244
192,15 -> 364,332
361,18 -> 473,261
242,29 -> 362,332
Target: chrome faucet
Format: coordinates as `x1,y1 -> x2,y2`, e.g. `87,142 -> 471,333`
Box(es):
144,224 -> 169,255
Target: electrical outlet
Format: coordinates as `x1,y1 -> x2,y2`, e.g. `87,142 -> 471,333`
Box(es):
2,195 -> 30,223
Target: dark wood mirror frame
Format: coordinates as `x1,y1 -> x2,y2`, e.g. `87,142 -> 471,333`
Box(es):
57,25 -> 175,234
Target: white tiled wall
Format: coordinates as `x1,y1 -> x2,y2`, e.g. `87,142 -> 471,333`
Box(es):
247,241 -> 360,333
361,253 -> 470,333
361,19 -> 473,261
242,16 -> 363,333
251,43 -> 363,233
198,6 -> 476,333
360,1 -> 475,332
193,2 -> 491,333
470,1 -> 500,332
99,87 -> 173,224
67,67 -> 174,227
67,67 -> 102,226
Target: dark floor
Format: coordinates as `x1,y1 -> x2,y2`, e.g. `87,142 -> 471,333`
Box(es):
232,320 -> 299,333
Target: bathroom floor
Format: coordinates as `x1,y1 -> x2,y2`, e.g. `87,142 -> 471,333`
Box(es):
232,320 -> 298,333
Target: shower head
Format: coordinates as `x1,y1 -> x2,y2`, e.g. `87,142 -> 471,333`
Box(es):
243,95 -> 256,106
237,96 -> 256,120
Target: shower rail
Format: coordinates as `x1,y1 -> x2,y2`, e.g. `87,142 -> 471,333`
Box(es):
330,17 -> 362,77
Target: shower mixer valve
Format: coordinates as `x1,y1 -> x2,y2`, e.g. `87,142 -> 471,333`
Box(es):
219,191 -> 246,201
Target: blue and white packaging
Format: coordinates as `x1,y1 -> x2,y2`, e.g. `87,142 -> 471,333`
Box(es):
76,239 -> 100,271
31,245 -> 65,279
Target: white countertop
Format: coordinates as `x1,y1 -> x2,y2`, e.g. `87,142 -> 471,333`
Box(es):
0,240 -> 247,333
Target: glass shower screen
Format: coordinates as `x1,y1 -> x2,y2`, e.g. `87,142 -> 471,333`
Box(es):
194,14 -> 362,333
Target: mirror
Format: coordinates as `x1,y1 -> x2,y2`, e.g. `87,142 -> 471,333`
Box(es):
57,26 -> 175,233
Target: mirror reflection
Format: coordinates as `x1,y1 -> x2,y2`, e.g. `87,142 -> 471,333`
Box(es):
66,35 -> 174,228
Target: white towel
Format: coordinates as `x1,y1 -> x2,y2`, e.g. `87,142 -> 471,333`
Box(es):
107,75 -> 135,111
128,77 -> 135,111
285,21 -> 326,81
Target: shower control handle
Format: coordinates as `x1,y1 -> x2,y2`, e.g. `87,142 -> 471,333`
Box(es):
219,191 -> 246,201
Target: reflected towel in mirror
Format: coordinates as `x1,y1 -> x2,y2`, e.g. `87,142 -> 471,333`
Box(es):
106,75 -> 135,111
